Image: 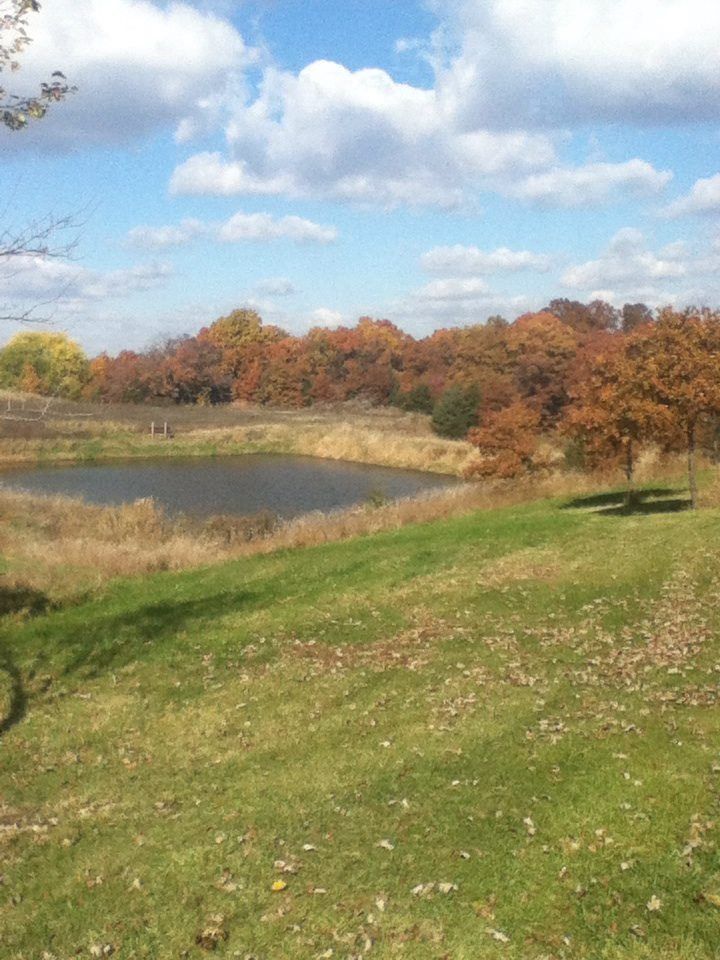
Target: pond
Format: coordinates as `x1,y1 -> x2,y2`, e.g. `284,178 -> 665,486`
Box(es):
0,454 -> 457,520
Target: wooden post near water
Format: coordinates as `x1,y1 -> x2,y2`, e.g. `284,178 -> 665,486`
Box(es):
150,421 -> 173,439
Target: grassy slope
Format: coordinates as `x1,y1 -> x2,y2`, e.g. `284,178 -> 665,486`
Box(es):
2,493 -> 720,959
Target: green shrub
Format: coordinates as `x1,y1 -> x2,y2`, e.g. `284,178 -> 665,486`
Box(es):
431,384 -> 480,438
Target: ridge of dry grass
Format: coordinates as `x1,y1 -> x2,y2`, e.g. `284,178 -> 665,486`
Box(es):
0,461 -> 699,605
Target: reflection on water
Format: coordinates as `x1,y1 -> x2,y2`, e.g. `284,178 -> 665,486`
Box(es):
1,454 -> 457,519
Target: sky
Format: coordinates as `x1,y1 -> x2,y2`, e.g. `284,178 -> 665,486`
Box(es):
2,0 -> 720,355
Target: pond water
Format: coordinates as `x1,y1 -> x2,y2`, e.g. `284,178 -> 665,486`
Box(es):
0,454 -> 457,519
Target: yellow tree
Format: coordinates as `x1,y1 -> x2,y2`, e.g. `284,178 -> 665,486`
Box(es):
0,330 -> 90,398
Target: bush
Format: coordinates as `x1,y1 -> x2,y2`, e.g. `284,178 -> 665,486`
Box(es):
431,384 -> 480,438
395,384 -> 434,414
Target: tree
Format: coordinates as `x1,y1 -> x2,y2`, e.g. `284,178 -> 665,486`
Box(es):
395,383 -> 433,414
1,1 -> 77,328
0,330 -> 89,398
431,383 -> 479,439
1,1 -> 75,131
564,334 -> 671,506
466,402 -> 546,479
507,311 -> 578,422
635,308 -> 720,509
621,303 -> 653,334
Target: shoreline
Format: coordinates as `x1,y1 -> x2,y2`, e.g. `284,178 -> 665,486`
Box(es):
0,420 -> 477,477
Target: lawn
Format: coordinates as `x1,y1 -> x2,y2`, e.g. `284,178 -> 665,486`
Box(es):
2,489 -> 720,959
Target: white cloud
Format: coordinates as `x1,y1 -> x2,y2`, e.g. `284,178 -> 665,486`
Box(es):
310,307 -> 344,328
562,230 -> 687,291
127,212 -> 337,249
126,220 -> 206,250
661,174 -> 720,218
560,228 -> 720,306
3,0 -> 250,149
170,59 -> 557,208
0,255 -> 172,312
422,244 -> 552,275
434,0 -> 720,127
506,160 -> 671,208
381,270 -> 535,333
416,278 -> 491,301
217,212 -> 337,244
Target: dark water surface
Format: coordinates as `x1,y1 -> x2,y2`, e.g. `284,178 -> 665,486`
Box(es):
0,454 -> 457,519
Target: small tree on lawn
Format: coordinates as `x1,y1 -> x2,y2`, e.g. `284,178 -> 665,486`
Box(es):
637,308 -> 720,509
564,335 -> 671,507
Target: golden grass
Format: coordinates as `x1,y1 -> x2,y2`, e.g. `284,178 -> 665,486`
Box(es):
0,392 -> 475,474
0,471 -> 618,602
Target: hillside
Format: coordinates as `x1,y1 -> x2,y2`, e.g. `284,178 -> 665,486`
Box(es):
2,490 -> 720,958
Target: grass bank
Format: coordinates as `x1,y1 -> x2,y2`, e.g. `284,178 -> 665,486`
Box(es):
1,472 -> 701,603
2,488 -> 720,958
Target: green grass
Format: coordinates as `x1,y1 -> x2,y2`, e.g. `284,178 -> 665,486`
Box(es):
2,492 -> 720,958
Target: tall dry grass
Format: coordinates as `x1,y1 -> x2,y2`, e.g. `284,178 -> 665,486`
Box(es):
0,467 -> 662,605
0,392 -> 475,475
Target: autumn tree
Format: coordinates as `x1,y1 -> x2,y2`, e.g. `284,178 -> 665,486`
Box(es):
201,309 -> 285,400
635,308 -> 720,509
546,298 -> 619,336
564,333 -> 670,506
466,401 -> 546,479
0,330 -> 89,398
507,311 -> 578,422
157,336 -> 231,405
621,303 -> 653,333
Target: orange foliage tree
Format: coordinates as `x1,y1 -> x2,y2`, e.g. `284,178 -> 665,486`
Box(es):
635,308 -> 720,508
466,402 -> 546,479
564,332 -> 672,505
506,311 -> 578,422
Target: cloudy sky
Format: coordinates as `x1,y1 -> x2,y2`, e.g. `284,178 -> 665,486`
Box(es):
2,0 -> 720,354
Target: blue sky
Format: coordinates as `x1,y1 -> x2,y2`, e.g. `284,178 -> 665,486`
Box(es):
3,0 -> 720,354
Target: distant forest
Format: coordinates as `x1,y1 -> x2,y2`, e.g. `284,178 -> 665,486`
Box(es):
3,299 -> 720,501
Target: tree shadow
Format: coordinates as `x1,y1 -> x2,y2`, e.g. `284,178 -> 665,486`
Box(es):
0,584 -> 52,617
562,487 -> 691,516
0,650 -> 26,736
56,589 -> 262,680
0,584 -> 52,736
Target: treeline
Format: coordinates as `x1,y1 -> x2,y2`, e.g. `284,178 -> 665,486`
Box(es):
2,299 -> 720,505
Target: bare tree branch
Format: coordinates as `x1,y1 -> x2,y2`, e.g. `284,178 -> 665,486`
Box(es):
0,2 -> 81,326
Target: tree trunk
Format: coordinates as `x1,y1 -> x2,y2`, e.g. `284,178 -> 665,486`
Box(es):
623,440 -> 635,510
688,422 -> 698,510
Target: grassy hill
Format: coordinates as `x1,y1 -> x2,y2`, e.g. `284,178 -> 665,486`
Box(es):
2,488 -> 720,958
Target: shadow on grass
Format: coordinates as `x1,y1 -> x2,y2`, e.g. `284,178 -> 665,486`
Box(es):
0,585 -> 51,735
563,487 -> 691,516
59,589 -> 261,679
0,584 -> 52,617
